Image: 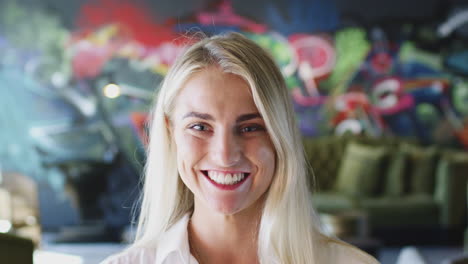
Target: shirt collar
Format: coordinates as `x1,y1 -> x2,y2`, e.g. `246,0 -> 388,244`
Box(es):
155,213 -> 195,264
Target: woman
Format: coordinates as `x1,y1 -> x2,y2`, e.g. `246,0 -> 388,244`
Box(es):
102,32 -> 379,264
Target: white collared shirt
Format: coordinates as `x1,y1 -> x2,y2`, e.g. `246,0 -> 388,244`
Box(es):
101,213 -> 379,264
101,214 -> 198,264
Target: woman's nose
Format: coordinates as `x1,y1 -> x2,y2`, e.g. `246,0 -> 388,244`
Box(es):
210,129 -> 241,167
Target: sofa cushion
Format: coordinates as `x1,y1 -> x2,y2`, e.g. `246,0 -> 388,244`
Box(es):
384,149 -> 407,197
312,192 -> 358,213
303,137 -> 348,191
400,143 -> 438,195
434,150 -> 468,227
360,194 -> 439,228
335,142 -> 388,197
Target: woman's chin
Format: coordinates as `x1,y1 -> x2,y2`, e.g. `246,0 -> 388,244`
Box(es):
201,194 -> 246,216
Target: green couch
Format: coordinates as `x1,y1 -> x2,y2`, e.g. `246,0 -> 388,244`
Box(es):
304,136 -> 468,242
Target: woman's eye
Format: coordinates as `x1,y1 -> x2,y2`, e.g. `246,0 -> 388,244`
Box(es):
240,125 -> 264,133
189,124 -> 209,131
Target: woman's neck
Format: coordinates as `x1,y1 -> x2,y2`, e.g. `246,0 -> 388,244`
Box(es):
188,200 -> 262,264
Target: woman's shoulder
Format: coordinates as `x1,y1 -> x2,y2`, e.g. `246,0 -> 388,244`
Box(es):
322,237 -> 380,264
100,246 -> 157,264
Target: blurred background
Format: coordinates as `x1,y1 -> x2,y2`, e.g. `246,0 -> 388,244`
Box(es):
0,0 -> 467,263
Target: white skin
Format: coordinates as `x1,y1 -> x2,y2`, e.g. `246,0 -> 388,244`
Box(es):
169,67 -> 276,264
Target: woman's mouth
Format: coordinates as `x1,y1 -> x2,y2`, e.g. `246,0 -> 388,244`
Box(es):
201,170 -> 250,190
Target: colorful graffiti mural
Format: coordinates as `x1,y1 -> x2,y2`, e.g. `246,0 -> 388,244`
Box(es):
1,0 -> 468,178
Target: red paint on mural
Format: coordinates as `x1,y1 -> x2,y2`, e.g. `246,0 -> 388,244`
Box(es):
76,0 -> 178,46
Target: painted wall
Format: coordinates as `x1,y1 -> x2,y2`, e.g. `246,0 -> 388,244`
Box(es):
1,0 -> 467,183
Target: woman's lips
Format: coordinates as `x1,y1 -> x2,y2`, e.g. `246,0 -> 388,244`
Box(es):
201,170 -> 250,190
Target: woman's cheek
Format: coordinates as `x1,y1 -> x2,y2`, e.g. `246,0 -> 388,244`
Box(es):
254,140 -> 276,177
256,137 -> 275,158
176,133 -> 206,167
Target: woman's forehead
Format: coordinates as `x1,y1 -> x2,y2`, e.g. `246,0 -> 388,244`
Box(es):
173,69 -> 260,119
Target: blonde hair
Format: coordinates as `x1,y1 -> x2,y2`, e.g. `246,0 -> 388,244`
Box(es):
133,32 -> 326,263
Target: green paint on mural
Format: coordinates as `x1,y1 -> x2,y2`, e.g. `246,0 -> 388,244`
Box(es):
453,81 -> 468,115
321,27 -> 370,94
399,42 -> 443,70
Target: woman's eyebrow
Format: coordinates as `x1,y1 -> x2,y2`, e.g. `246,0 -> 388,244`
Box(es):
183,111 -> 214,120
182,112 -> 262,122
236,113 -> 262,123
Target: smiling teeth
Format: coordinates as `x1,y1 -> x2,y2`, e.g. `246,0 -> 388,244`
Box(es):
207,171 -> 245,185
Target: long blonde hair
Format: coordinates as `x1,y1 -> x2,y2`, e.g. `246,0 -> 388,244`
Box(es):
133,32 -> 325,264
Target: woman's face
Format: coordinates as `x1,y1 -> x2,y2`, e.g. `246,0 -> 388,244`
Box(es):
171,68 -> 276,215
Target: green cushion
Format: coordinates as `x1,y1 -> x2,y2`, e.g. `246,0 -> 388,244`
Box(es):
335,142 -> 388,197
400,143 -> 438,195
303,136 -> 348,191
312,192 -> 359,213
434,150 -> 468,227
384,149 -> 407,197
353,135 -> 400,147
360,194 -> 439,228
